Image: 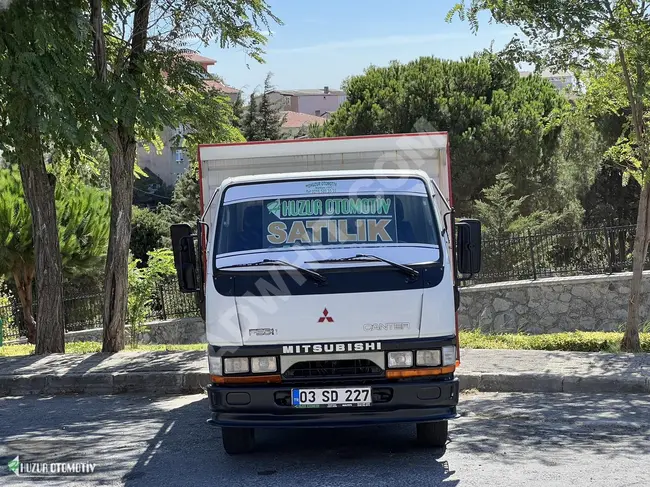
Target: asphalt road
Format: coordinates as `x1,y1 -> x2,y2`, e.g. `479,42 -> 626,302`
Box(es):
1,391 -> 649,487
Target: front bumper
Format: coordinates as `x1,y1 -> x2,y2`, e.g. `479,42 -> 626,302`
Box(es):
207,378 -> 459,428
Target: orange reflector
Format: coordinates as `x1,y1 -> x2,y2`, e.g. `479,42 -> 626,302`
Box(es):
386,365 -> 455,379
211,374 -> 281,385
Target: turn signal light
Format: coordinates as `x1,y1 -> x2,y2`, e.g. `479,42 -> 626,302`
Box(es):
386,365 -> 455,379
211,374 -> 282,385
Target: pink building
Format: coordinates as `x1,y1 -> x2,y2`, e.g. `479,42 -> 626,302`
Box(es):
280,111 -> 326,138
262,87 -> 346,116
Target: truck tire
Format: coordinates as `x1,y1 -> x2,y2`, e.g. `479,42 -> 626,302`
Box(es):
416,421 -> 448,448
221,427 -> 255,454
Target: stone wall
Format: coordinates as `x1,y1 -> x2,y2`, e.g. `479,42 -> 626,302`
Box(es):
459,271 -> 650,334
65,317 -> 205,345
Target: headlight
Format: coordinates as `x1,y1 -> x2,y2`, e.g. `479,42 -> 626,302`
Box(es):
208,355 -> 222,376
387,351 -> 413,368
223,357 -> 250,374
416,350 -> 442,367
251,356 -> 278,374
442,346 -> 456,366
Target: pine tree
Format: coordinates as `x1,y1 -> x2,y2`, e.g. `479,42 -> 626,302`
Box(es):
243,93 -> 259,141
0,167 -> 110,344
232,93 -> 244,130
257,73 -> 285,141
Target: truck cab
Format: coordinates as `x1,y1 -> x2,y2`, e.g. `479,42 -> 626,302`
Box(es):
171,134 -> 481,454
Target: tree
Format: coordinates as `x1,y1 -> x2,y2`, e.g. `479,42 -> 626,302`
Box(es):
242,73 -> 285,141
0,0 -> 94,353
327,53 -> 598,219
127,248 -> 175,347
449,0 -> 650,351
257,73 -> 285,141
243,93 -> 260,141
0,167 -> 110,343
167,162 -> 202,224
89,0 -> 279,352
232,93 -> 244,130
130,207 -> 169,266
475,172 -> 563,279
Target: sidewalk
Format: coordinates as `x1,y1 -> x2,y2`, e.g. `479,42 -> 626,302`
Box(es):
0,348 -> 648,396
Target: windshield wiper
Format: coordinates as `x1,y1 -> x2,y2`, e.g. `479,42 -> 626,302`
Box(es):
307,254 -> 419,280
218,259 -> 327,284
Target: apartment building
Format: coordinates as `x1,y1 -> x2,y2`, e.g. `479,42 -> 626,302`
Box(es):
136,53 -> 240,186
519,69 -> 577,91
261,86 -> 346,116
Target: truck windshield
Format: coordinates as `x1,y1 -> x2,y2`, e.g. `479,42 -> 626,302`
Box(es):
215,178 -> 439,255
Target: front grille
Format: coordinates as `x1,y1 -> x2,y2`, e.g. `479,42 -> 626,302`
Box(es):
283,359 -> 383,380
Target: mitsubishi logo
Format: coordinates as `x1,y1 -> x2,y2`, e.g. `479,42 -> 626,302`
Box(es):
318,308 -> 334,323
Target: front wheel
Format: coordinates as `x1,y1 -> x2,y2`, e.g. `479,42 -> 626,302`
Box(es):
222,427 -> 255,455
416,420 -> 448,448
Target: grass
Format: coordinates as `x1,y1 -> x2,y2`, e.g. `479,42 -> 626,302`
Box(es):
1,331 -> 649,357
460,330 -> 650,353
0,342 -> 206,357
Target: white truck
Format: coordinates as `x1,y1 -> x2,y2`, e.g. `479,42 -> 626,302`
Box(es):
171,133 -> 481,454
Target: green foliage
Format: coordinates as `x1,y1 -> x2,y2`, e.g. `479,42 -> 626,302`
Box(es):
160,161 -> 201,224
0,0 -> 94,161
242,73 -> 286,141
130,207 -> 170,266
0,342 -> 207,356
174,85 -> 246,160
94,1 -> 280,153
257,73 -> 285,141
461,330 -> 650,353
328,53 -> 599,218
474,173 -> 559,239
49,144 -> 111,190
0,169 -> 33,276
243,93 -> 260,141
56,183 -> 110,277
127,248 -> 176,346
448,0 -> 650,351
232,93 -> 244,130
0,166 -> 109,280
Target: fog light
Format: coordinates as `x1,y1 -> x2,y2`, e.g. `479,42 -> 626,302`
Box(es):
416,350 -> 442,367
251,356 -> 278,374
442,346 -> 456,366
208,355 -> 222,376
387,351 -> 413,368
224,357 -> 249,374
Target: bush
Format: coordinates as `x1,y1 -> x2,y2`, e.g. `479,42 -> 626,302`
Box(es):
130,207 -> 169,266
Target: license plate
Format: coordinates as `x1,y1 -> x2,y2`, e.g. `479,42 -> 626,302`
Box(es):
291,387 -> 372,408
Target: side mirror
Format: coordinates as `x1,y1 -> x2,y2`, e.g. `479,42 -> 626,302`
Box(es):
171,223 -> 199,293
456,218 -> 481,279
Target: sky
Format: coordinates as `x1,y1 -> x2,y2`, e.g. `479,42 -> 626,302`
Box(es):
199,0 -> 519,96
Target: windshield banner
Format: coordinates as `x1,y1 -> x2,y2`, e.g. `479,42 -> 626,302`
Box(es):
263,196 -> 396,247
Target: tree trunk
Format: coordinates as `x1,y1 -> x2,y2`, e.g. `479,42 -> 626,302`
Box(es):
102,136 -> 136,352
623,183 -> 650,352
18,130 -> 65,354
12,266 -> 36,344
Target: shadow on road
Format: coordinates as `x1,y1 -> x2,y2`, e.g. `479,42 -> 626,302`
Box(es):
1,391 -> 648,486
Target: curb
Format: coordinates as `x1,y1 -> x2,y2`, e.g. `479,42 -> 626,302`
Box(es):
1,371 -> 648,397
